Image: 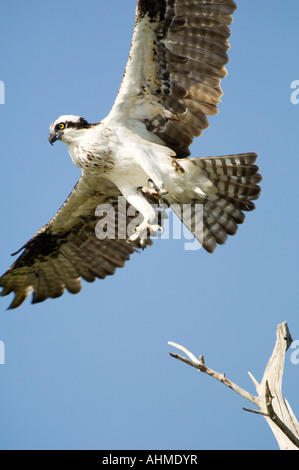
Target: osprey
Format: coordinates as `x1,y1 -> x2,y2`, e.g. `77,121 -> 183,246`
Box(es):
0,0 -> 261,309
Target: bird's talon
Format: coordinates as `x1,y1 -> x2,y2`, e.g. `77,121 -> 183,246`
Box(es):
148,224 -> 163,235
140,183 -> 168,200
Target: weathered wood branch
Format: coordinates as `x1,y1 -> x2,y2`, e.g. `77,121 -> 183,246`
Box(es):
169,322 -> 299,450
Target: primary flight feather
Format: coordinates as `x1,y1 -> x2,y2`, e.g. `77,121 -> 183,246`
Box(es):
0,0 -> 261,309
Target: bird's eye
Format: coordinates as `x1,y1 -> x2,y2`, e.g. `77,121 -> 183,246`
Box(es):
58,123 -> 65,130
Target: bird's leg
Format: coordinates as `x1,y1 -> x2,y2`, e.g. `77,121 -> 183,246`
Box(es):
125,191 -> 164,246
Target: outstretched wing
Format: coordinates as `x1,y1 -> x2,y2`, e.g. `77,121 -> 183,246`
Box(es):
108,0 -> 237,157
0,176 -> 151,309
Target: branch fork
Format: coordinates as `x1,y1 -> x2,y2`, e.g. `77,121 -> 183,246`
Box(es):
169,322 -> 299,450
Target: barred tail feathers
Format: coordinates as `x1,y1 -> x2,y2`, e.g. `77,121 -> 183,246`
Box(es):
172,153 -> 262,253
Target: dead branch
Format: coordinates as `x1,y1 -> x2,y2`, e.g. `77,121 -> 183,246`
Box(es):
169,322 -> 299,450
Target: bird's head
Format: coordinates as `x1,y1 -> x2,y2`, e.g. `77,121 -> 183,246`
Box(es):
48,115 -> 94,145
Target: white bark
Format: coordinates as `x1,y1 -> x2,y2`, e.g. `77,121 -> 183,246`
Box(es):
169,322 -> 299,450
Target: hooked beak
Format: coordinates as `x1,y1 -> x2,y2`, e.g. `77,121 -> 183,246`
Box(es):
48,131 -> 63,146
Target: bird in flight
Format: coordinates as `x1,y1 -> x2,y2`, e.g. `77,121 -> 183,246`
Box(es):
0,0 -> 261,309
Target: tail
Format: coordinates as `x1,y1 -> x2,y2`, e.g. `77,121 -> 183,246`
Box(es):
171,153 -> 262,253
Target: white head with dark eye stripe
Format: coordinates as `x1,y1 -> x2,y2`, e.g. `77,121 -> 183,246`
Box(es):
48,115 -> 94,145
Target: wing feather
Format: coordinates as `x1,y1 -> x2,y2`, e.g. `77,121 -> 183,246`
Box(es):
108,0 -> 237,157
0,176 -> 152,309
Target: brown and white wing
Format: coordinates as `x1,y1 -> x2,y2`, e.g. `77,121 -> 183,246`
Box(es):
108,0 -> 237,157
0,176 -> 151,309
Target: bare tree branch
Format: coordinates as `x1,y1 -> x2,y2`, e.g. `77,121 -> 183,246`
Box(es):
169,322 -> 299,450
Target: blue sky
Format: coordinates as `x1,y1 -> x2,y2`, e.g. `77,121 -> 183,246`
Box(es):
0,0 -> 298,450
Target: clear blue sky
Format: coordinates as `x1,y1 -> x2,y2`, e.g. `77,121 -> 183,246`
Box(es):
0,0 -> 298,450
